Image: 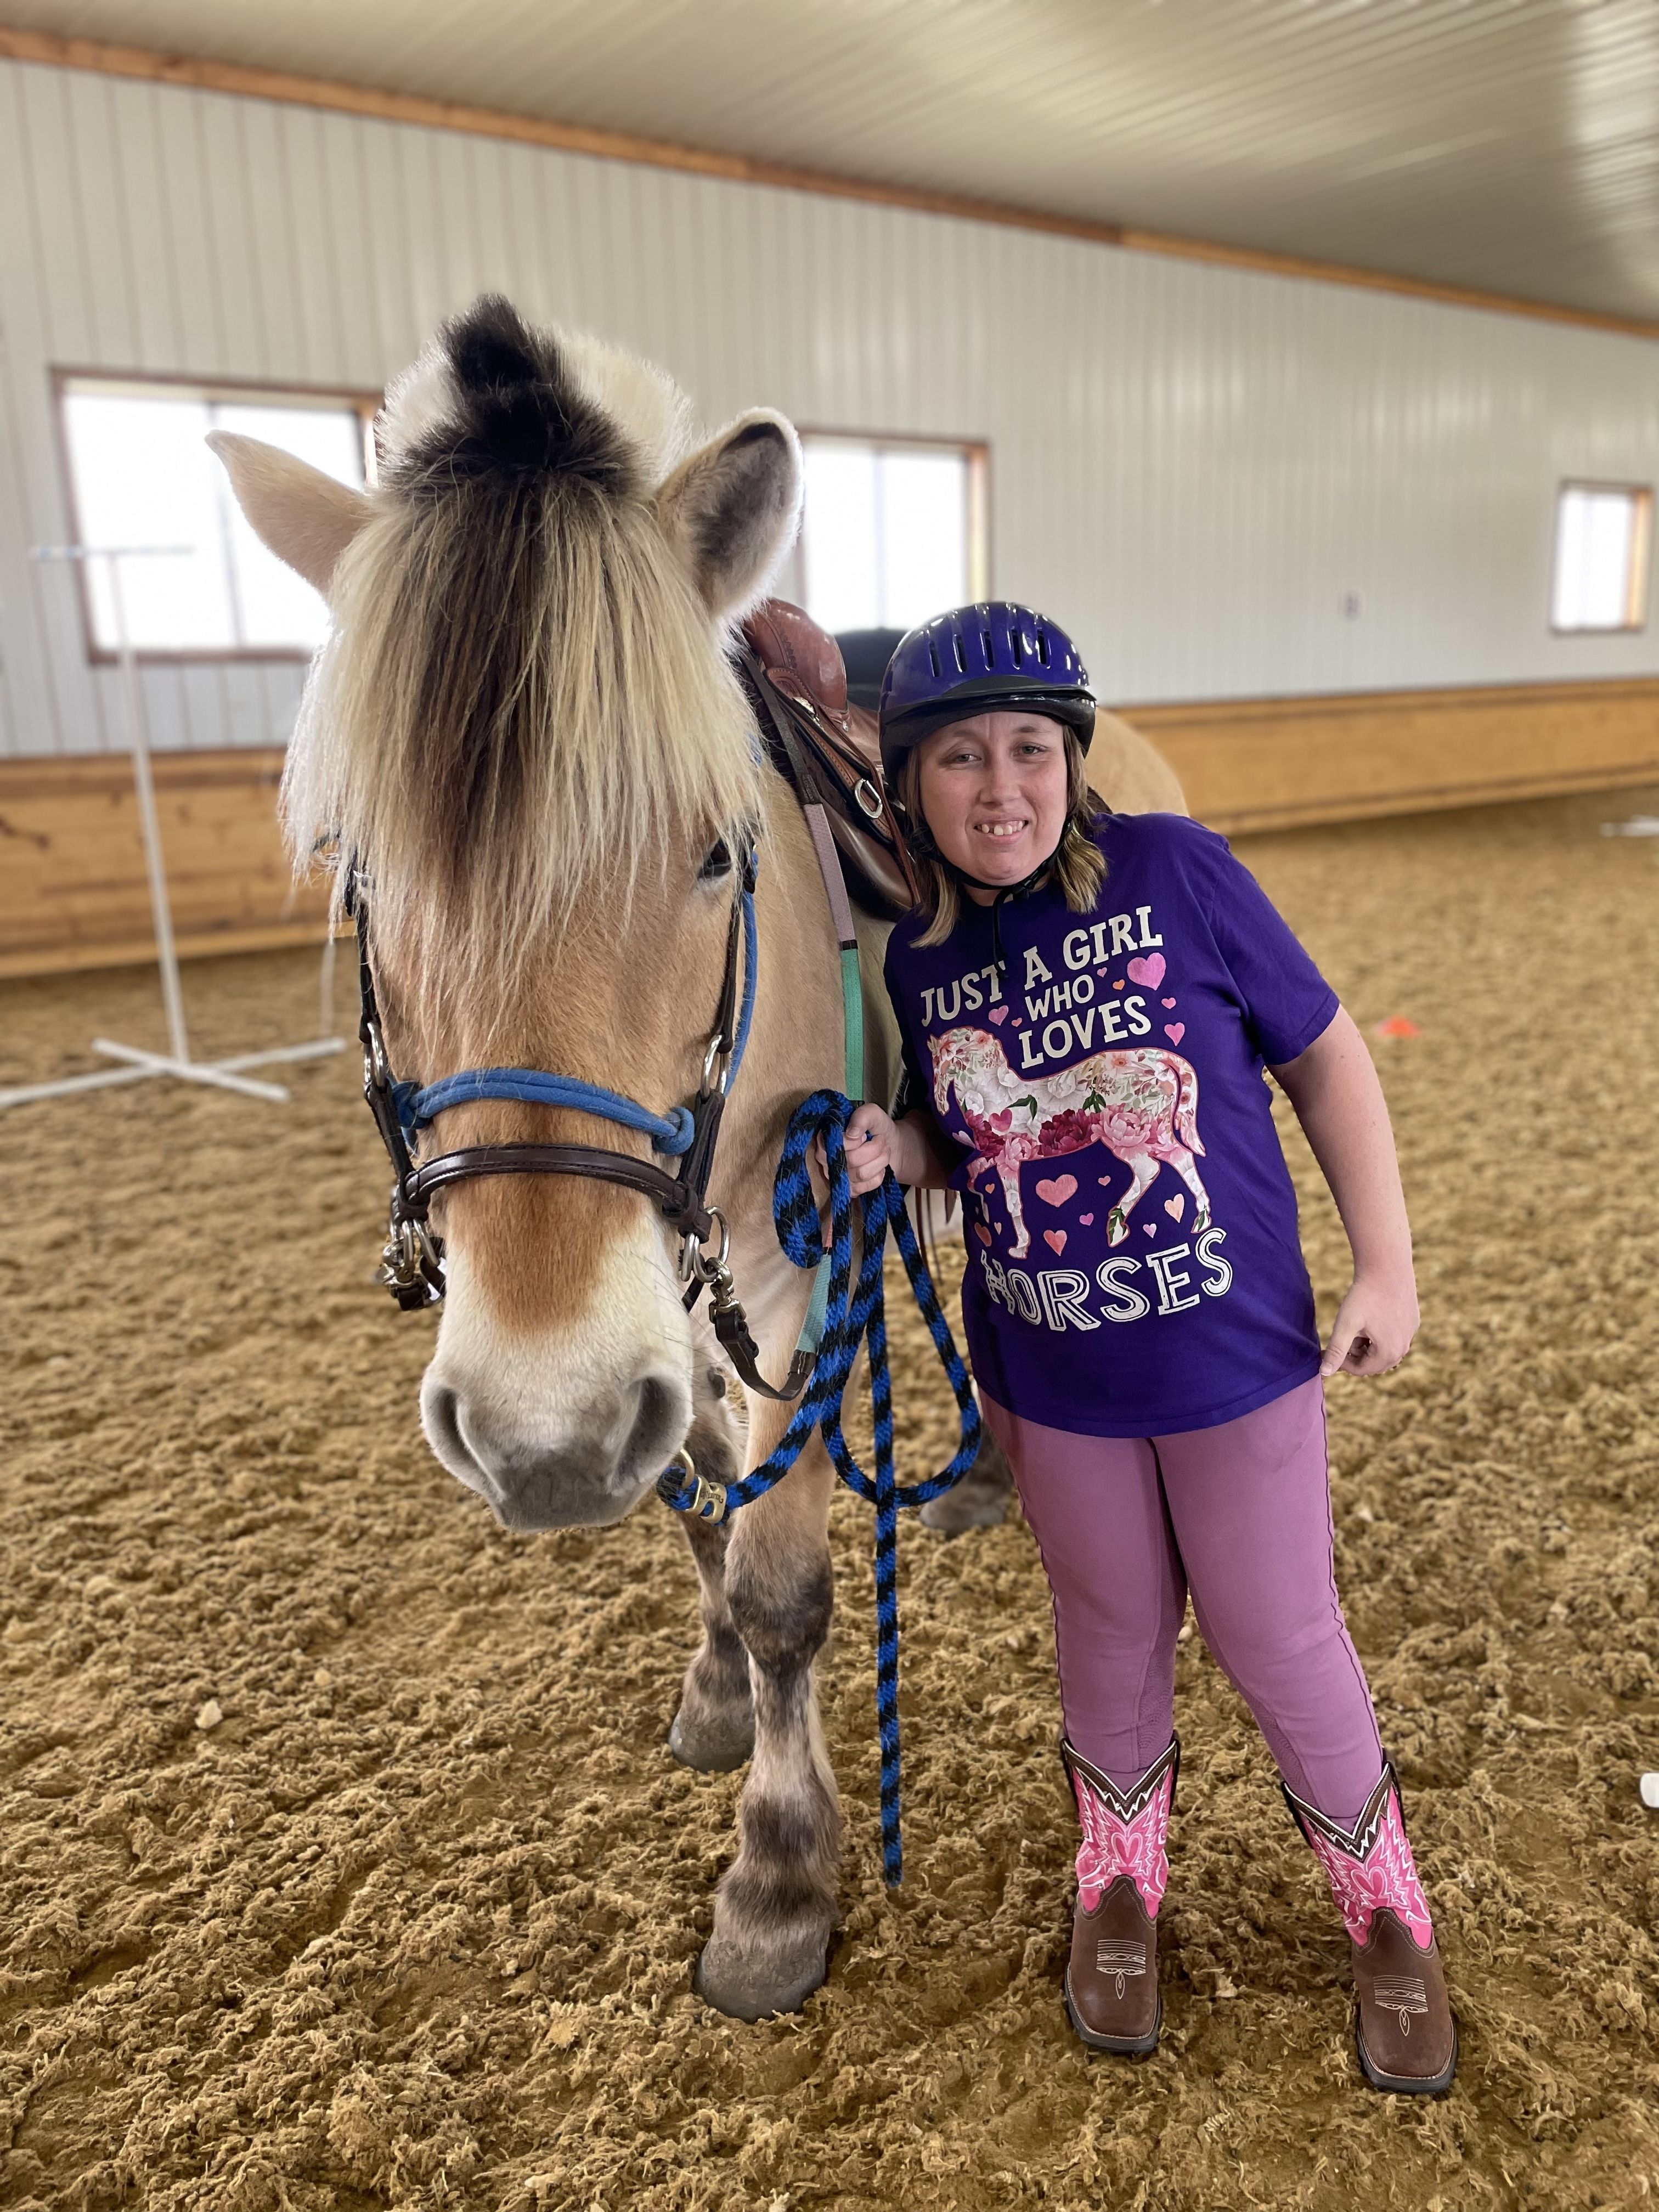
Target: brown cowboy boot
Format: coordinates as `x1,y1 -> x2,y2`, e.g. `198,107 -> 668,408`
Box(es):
1060,1737 -> 1178,2056
1284,1765 -> 1458,2096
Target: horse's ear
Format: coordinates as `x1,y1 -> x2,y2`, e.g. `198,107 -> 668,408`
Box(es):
656,410 -> 802,618
206,431 -> 369,599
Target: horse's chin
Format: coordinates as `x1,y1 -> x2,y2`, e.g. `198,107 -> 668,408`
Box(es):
476,1466 -> 661,1533
422,1390 -> 674,1531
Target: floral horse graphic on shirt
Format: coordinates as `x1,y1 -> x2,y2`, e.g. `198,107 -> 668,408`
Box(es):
929,1026 -> 1212,1258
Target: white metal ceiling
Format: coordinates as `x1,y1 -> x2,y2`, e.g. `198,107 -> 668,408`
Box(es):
5,0 -> 1659,322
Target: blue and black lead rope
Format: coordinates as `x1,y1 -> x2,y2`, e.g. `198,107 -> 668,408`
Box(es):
658,1089 -> 981,1886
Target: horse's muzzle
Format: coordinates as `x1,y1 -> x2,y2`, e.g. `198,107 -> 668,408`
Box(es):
420,1368 -> 689,1530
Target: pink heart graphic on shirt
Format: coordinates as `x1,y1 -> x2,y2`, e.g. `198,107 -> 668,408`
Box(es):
1043,1229 -> 1067,1256
1127,952 -> 1166,989
1164,1195 -> 1185,1222
1162,996 -> 1177,1008
988,1005 -> 1009,1025
1164,1022 -> 1186,1046
1143,1222 -> 1158,1238
1078,1212 -> 1094,1227
1034,1175 -> 1078,1207
1098,1175 -> 1114,1186
975,1223 -> 992,1246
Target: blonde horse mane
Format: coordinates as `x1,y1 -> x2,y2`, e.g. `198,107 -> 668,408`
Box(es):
283,298 -> 766,1002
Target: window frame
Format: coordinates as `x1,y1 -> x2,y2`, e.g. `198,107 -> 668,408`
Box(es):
1549,477 -> 1654,637
791,427 -> 992,625
52,364 -> 382,666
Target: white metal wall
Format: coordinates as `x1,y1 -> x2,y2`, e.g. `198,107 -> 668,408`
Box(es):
3,55 -> 1658,759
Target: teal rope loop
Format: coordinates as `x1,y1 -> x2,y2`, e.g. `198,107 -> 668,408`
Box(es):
658,1088 -> 981,1885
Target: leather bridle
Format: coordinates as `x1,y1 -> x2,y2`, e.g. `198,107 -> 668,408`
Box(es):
344,839 -> 812,1402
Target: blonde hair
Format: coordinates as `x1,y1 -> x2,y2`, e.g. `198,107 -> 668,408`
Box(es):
895,728 -> 1105,947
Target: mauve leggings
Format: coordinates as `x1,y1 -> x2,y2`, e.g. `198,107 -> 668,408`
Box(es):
981,1377 -> 1384,1827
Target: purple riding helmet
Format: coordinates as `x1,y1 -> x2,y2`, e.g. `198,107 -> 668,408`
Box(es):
876,601 -> 1096,783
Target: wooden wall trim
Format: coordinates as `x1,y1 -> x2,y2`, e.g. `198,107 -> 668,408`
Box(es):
5,26 -> 1659,346
4,680 -> 1658,977
1125,676 -> 1659,834
0,747 -> 331,980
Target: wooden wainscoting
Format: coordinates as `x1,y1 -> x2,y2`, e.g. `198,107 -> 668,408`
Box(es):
0,748 -> 331,979
4,678 -> 1658,977
1128,676 -> 1659,833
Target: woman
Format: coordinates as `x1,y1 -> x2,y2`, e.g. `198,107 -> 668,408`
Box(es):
843,601 -> 1455,2094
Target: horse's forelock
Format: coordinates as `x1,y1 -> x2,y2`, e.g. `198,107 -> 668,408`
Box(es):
285,301 -> 761,1015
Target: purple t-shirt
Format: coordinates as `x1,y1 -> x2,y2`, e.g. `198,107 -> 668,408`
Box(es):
883,812 -> 1339,1436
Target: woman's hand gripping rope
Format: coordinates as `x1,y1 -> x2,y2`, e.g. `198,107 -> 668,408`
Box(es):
659,1088 -> 982,1885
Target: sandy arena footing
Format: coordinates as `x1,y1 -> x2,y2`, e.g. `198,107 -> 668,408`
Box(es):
3,788 -> 1657,2210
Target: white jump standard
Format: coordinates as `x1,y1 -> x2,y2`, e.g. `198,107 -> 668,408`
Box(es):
0,543 -> 342,1114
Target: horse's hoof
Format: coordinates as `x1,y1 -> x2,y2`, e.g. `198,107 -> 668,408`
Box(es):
668,1705 -> 754,1773
693,1927 -> 831,2019
920,1472 -> 1012,1535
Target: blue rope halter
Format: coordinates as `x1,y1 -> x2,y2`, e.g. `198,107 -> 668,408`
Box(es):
659,1089 -> 981,1887
395,888 -> 759,1147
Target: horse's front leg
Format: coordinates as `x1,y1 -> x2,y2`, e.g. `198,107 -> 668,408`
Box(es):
669,1363 -> 756,1772
1000,1159 -> 1031,1256
696,1424 -> 839,2020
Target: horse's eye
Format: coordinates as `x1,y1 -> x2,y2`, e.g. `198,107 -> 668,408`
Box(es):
698,837 -> 732,882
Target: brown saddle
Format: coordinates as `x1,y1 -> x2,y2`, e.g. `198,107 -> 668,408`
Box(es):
738,600 -> 918,920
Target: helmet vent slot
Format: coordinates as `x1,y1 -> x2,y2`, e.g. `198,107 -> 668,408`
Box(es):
1036,629 -> 1051,667
981,630 -> 994,668
928,639 -> 942,679
952,633 -> 967,673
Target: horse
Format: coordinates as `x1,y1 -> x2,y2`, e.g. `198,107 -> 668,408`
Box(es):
210,294 -> 1185,2021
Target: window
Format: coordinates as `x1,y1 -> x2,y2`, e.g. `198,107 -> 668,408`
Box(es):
57,373 -> 377,658
792,433 -> 988,634
1551,481 -> 1653,633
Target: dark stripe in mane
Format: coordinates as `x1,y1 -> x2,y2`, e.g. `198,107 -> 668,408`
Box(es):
388,295 -> 636,498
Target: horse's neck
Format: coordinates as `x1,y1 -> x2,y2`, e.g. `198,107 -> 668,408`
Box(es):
721,772 -> 855,1199
984,1043 -> 1024,1094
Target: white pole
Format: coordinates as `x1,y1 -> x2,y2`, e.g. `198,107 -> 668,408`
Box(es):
2,540 -> 346,1115
104,552 -> 189,1064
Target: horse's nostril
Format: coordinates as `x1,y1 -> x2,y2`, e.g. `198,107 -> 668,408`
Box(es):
426,1384 -> 464,1460
628,1373 -> 684,1474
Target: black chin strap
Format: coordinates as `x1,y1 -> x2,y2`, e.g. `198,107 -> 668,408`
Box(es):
940,850 -> 1057,976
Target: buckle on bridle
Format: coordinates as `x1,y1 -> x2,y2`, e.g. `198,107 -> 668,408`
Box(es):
380,1214 -> 444,1308
680,1204 -> 730,1287
363,1017 -> 393,1092
700,1031 -> 735,1099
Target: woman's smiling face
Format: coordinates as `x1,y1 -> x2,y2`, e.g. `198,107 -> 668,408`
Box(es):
915,710 -> 1070,894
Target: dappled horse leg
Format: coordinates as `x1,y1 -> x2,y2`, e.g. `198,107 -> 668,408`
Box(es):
669,1365 -> 756,1773
1105,1150 -> 1160,1244
919,1408 -> 1014,1533
696,1428 -> 839,2020
1165,1144 -> 1213,1231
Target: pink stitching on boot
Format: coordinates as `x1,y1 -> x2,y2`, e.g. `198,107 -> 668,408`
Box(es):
1301,1786 -> 1433,1950
1073,1763 -> 1174,1917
